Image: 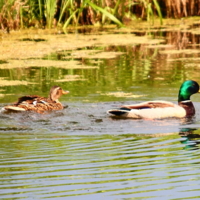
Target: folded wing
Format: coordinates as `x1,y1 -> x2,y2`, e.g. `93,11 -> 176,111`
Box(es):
107,101 -> 186,119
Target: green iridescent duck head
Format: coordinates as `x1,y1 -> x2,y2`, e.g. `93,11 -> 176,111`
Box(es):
178,80 -> 200,102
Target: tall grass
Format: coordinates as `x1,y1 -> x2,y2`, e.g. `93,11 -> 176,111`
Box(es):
0,0 -> 22,31
0,0 -> 199,31
45,0 -> 56,28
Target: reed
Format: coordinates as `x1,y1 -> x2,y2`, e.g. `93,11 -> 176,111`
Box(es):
0,0 -> 21,31
164,0 -> 200,18
45,0 -> 57,28
0,0 -> 200,31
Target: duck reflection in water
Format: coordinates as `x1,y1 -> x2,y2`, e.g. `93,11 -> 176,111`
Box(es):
179,128 -> 200,150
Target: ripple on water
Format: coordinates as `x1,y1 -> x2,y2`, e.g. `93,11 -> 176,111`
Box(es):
0,102 -> 195,135
1,131 -> 200,199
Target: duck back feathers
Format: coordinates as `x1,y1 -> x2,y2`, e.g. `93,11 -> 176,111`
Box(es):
3,86 -> 69,114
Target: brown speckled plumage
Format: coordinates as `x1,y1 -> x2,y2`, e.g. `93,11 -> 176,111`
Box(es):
4,86 -> 69,114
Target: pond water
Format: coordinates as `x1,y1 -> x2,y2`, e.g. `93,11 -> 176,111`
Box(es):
1,25 -> 200,199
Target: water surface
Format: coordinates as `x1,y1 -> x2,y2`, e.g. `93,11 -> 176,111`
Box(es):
1,28 -> 200,199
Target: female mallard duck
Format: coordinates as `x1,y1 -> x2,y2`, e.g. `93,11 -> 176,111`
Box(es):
107,80 -> 200,119
3,86 -> 69,114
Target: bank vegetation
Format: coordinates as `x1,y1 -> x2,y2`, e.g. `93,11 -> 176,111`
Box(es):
0,0 -> 199,32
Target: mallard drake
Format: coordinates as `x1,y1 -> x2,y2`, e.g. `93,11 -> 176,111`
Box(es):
3,86 -> 69,114
107,80 -> 200,119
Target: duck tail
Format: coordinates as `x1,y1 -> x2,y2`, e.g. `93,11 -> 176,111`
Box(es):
107,108 -> 131,116
3,106 -> 26,112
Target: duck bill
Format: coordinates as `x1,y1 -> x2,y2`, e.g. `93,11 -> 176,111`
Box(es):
62,90 -> 69,95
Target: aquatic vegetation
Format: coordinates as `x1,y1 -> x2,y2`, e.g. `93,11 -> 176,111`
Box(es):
1,0 -> 200,33
1,27 -> 200,105
1,0 -> 199,31
0,77 -> 30,86
0,30 -> 164,60
55,75 -> 87,82
104,92 -> 146,98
